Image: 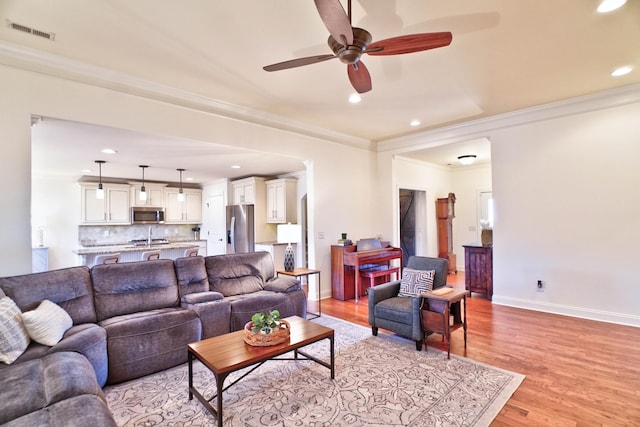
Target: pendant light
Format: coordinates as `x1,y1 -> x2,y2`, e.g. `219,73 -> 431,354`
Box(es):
139,165 -> 148,202
95,160 -> 105,199
177,168 -> 185,202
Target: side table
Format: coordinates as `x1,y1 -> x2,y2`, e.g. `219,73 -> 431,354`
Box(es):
420,288 -> 469,358
277,268 -> 321,319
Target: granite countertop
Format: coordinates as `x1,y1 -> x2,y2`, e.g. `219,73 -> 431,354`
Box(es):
74,241 -> 200,255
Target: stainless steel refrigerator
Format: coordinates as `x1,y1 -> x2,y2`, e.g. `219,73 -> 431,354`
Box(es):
226,204 -> 255,253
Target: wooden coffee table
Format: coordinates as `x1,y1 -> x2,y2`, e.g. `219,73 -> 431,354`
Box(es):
187,315 -> 335,425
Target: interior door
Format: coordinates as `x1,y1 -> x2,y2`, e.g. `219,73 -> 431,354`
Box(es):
206,194 -> 226,255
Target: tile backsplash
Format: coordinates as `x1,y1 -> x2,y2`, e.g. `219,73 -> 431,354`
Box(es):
79,224 -> 200,246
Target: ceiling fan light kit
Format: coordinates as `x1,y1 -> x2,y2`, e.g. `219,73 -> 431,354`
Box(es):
263,0 -> 452,94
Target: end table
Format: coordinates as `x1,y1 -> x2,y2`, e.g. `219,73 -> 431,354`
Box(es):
277,268 -> 321,319
420,288 -> 469,358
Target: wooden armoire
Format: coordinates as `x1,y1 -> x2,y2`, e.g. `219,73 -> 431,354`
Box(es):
436,193 -> 456,274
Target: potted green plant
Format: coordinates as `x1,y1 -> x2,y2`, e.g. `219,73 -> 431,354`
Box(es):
243,310 -> 290,346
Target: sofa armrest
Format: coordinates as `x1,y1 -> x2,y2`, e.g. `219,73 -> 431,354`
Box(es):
180,291 -> 224,305
263,276 -> 301,293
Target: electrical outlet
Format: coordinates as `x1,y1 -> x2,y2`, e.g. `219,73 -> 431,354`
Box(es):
318,232 -> 325,240
103,230 -> 109,237
537,280 -> 545,292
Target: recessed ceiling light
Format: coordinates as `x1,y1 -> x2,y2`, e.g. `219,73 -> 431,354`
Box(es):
410,120 -> 421,127
231,165 -> 241,169
186,177 -> 194,181
101,148 -> 117,154
348,94 -> 362,104
597,0 -> 626,13
81,168 -> 92,173
611,66 -> 633,77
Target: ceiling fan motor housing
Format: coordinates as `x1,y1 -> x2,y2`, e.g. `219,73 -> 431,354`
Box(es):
328,27 -> 372,64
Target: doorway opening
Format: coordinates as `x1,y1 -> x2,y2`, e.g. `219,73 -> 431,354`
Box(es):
399,188 -> 427,265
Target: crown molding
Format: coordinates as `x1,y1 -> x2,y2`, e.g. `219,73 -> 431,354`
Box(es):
377,83 -> 640,153
0,41 -> 370,150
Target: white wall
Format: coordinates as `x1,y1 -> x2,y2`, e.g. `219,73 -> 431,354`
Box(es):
491,101 -> 640,326
31,175 -> 82,269
0,65 -> 380,296
451,164 -> 492,271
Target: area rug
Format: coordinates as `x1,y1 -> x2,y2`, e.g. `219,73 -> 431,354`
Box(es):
104,315 -> 524,426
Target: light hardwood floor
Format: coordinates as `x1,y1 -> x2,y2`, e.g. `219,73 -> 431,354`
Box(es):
307,273 -> 640,426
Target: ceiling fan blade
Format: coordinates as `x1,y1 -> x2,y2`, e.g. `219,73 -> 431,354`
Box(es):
263,54 -> 336,72
314,0 -> 354,46
347,61 -> 372,93
367,32 -> 452,56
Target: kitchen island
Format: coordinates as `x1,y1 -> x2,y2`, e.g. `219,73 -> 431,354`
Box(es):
74,241 -> 201,267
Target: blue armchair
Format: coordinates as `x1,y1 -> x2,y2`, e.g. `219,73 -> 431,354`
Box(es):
368,256 -> 451,350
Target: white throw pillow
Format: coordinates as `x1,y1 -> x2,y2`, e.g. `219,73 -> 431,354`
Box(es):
0,296 -> 31,364
22,300 -> 73,346
398,268 -> 435,297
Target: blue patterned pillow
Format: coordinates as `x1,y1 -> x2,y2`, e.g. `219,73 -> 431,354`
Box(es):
398,268 -> 435,297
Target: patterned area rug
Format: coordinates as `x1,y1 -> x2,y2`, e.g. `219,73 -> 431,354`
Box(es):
105,315 -> 524,426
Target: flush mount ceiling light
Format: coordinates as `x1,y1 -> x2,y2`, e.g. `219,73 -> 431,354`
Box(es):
410,120 -> 421,127
139,165 -> 148,202
101,148 -> 117,154
458,155 -> 477,165
597,0 -> 626,13
177,168 -> 185,202
95,160 -> 106,199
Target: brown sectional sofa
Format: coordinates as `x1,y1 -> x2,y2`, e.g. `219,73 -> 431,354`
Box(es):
0,251 -> 306,426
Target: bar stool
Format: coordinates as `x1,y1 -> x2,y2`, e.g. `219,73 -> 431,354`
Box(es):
141,250 -> 161,261
183,248 -> 199,257
94,253 -> 120,265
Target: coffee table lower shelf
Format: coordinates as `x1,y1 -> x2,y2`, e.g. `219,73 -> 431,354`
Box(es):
187,316 -> 334,426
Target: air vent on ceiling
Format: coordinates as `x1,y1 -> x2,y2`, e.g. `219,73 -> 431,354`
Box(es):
7,20 -> 55,41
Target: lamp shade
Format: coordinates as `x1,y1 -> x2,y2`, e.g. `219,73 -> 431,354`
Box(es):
277,223 -> 301,244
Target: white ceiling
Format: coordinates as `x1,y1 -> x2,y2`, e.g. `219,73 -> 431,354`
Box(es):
2,0 -> 639,183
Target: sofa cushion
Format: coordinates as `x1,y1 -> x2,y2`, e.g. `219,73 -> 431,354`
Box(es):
99,307 -> 201,384
22,300 -> 73,346
205,252 -> 278,296
398,268 -> 435,297
226,290 -> 305,331
263,276 -> 301,293
174,255 -> 210,297
0,351 -> 104,425
91,259 -> 179,321
0,266 -> 96,324
0,297 -> 30,364
3,394 -> 117,427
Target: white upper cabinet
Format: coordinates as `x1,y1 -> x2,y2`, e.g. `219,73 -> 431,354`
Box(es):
265,178 -> 297,223
80,183 -> 131,224
164,188 -> 202,224
231,177 -> 266,205
130,183 -> 165,207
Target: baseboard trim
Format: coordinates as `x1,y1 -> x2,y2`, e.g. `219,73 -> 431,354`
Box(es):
492,295 -> 640,328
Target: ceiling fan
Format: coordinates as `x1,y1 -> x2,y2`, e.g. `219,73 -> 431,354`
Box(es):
263,0 -> 453,93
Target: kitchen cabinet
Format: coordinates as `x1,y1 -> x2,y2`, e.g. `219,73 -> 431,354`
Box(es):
130,183 -> 165,207
231,177 -> 266,205
80,183 -> 131,224
164,188 -> 202,223
265,178 -> 297,223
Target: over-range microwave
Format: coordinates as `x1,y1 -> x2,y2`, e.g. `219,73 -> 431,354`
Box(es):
131,207 -> 165,224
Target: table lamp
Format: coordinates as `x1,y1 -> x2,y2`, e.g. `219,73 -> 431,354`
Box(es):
277,223 -> 301,272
